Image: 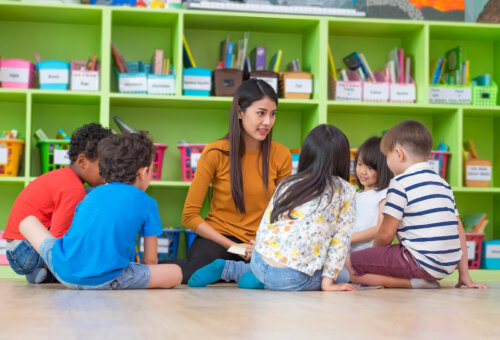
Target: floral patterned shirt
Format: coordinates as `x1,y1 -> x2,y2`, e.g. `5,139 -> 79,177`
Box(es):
254,177 -> 356,279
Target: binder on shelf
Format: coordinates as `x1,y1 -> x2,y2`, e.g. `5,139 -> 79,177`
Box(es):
183,67 -> 212,96
146,64 -> 175,95
329,73 -> 362,102
115,61 -> 148,94
389,78 -> 416,103
280,72 -> 313,99
214,68 -> 243,97
70,60 -> 100,92
465,159 -> 492,188
37,60 -> 70,90
362,71 -> 389,102
249,70 -> 279,93
429,85 -> 472,104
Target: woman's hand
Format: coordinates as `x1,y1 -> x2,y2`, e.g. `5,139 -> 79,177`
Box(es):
234,240 -> 255,261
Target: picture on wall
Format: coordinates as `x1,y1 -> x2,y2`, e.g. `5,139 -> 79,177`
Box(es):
367,0 -> 465,21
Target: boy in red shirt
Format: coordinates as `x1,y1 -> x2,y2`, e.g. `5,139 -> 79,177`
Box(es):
2,123 -> 112,283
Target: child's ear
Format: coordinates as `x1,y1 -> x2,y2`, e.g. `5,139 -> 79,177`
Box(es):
395,147 -> 405,161
76,154 -> 88,169
136,166 -> 149,180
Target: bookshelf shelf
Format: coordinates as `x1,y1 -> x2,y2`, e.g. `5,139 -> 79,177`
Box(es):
1,2 -> 500,272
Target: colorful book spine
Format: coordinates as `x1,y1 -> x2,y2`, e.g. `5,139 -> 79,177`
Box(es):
398,49 -> 404,83
327,45 -> 337,81
252,46 -> 266,71
183,35 -> 196,68
154,49 -> 163,75
225,42 -> 234,68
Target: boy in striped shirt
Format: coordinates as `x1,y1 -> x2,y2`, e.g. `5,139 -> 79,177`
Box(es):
345,120 -> 488,289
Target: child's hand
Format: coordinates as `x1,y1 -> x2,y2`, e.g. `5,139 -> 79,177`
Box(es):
321,277 -> 355,291
456,274 -> 489,289
233,240 -> 255,261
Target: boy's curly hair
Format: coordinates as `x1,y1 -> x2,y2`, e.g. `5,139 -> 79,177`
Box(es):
98,131 -> 156,184
68,123 -> 113,162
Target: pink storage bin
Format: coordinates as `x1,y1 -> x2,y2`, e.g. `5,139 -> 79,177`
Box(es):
0,59 -> 35,89
151,143 -> 167,181
178,144 -> 207,181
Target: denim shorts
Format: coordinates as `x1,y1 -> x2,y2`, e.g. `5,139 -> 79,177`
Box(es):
6,240 -> 45,275
250,251 -> 350,291
39,237 -> 151,290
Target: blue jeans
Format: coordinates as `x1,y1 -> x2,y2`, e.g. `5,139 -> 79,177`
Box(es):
39,237 -> 151,290
222,251 -> 350,291
6,240 -> 45,275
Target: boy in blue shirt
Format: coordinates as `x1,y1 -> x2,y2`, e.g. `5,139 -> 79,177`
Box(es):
345,120 -> 488,290
19,132 -> 182,289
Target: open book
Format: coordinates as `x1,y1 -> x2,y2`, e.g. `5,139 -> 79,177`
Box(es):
227,244 -> 247,256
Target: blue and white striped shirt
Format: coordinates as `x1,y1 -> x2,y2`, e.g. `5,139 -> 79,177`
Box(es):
383,162 -> 462,279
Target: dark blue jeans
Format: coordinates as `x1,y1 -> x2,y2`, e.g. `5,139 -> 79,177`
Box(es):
6,240 -> 45,275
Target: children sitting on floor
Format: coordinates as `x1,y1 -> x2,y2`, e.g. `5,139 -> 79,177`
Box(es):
19,132 -> 182,290
3,123 -> 112,284
344,120 -> 489,289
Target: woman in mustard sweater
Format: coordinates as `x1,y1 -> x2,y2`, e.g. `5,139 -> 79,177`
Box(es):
167,79 -> 292,283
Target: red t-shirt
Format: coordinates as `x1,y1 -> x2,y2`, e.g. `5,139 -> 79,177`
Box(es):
3,167 -> 86,240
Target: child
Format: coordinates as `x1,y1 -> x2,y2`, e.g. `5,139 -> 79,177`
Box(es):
188,124 -> 356,291
351,137 -> 393,251
3,123 -> 112,284
345,120 -> 489,289
19,132 -> 182,290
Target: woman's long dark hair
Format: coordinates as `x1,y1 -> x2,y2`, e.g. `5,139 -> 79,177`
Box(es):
216,79 -> 278,214
270,124 -> 350,223
355,136 -> 393,191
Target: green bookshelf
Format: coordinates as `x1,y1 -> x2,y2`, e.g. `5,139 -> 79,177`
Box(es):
1,2 -> 500,271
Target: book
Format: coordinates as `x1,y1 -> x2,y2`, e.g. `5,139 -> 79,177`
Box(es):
154,49 -> 163,75
183,35 -> 196,68
251,46 -> 266,71
398,49 -> 404,83
227,244 -> 246,256
34,128 -> 48,141
463,140 -> 478,159
343,51 -> 372,81
405,56 -> 411,83
359,53 -> 374,82
388,48 -> 400,82
437,58 -> 447,84
239,31 -> 250,71
462,213 -> 487,233
270,50 -> 282,72
225,41 -> 234,68
445,45 -> 463,73
327,44 -> 337,80
430,58 -> 442,84
111,43 -> 128,73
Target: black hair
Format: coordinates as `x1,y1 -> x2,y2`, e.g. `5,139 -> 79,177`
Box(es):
270,124 -> 350,223
98,131 -> 156,184
355,136 -> 393,191
68,123 -> 113,162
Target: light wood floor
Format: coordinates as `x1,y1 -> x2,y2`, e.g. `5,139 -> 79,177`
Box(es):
1,277 -> 500,339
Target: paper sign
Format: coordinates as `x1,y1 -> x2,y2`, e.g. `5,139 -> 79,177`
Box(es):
285,78 -> 312,94
54,149 -> 70,165
40,69 -> 69,84
428,159 -> 440,175
335,82 -> 362,101
363,83 -> 389,102
466,165 -> 491,181
183,76 -> 211,91
140,237 -> 172,253
0,67 -> 30,83
0,148 -> 8,164
251,76 -> 278,93
148,77 -> 175,95
190,153 -> 201,170
466,241 -> 476,260
71,71 -> 99,91
486,245 -> 500,259
390,84 -> 416,102
119,76 -> 147,92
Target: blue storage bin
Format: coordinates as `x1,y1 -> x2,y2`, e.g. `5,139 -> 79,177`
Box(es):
183,67 -> 212,96
482,240 -> 500,269
36,60 -> 70,90
184,229 -> 197,250
115,61 -> 147,94
134,229 -> 182,262
145,64 -> 175,95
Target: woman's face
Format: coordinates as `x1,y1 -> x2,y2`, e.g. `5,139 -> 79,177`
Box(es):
238,96 -> 276,149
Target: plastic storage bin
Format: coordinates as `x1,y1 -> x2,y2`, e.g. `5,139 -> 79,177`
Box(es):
466,233 -> 484,269
184,230 -> 197,250
0,139 -> 24,177
135,229 -> 182,262
0,59 -> 35,89
37,139 -> 71,173
116,61 -> 147,94
482,240 -> 500,269
71,60 -> 100,91
178,143 -> 207,181
151,143 -> 167,181
214,68 -> 243,96
428,151 -> 451,179
145,64 -> 175,95
37,60 -> 70,90
183,67 -> 212,96
472,81 -> 497,106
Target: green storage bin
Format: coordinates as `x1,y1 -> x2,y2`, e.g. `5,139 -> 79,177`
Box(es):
37,139 -> 71,173
472,81 -> 497,106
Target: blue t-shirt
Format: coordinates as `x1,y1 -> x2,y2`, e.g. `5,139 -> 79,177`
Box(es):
51,182 -> 162,285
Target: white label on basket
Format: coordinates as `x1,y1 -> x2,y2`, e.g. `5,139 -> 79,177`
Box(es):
390,84 -> 416,102
190,153 -> 201,170
183,76 -> 211,91
148,78 -> 175,94
335,82 -> 362,101
119,76 -> 147,92
428,159 -> 440,175
363,83 -> 389,101
486,245 -> 500,259
140,237 -> 172,253
466,241 -> 476,260
466,165 -> 491,181
71,71 -> 99,91
40,69 -> 69,84
0,67 -> 30,83
251,77 -> 278,93
54,149 -> 70,165
429,87 -> 471,103
285,78 -> 312,94
0,148 -> 7,164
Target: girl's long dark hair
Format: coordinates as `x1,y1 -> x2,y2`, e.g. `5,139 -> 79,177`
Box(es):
355,136 -> 393,191
217,79 -> 278,214
270,124 -> 350,223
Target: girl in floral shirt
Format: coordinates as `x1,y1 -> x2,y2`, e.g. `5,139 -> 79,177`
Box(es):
188,124 -> 356,291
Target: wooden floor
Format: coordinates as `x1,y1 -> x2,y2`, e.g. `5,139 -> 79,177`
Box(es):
1,275 -> 500,339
